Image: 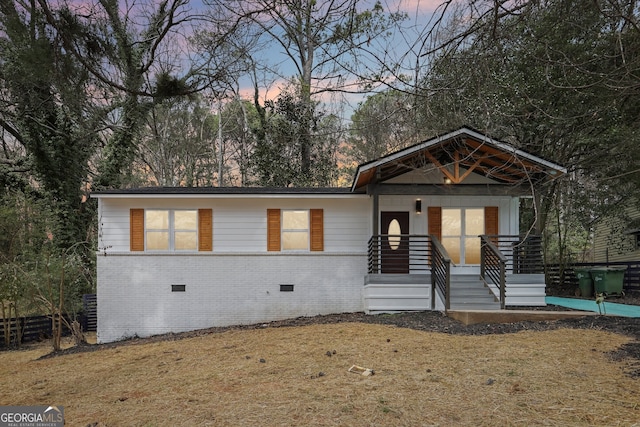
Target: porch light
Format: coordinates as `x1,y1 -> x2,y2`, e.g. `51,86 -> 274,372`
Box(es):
415,199 -> 422,214
443,177 -> 452,184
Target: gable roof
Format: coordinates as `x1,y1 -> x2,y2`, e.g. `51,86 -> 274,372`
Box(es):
351,127 -> 567,191
92,127 -> 567,198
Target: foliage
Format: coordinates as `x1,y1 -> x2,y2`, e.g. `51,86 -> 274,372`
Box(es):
31,242 -> 92,350
136,97 -> 218,187
345,90 -> 418,170
0,191 -> 93,348
0,0 -> 95,249
251,87 -> 338,187
217,98 -> 261,186
203,0 -> 405,185
416,0 -> 640,263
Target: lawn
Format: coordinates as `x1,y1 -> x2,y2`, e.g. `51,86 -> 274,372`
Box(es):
1,323 -> 638,426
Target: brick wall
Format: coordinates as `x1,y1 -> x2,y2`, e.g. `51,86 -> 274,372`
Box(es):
97,253 -> 366,343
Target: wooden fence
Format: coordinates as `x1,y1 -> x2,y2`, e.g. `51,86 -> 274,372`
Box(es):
546,261 -> 640,293
0,315 -> 71,347
1,294 -> 97,348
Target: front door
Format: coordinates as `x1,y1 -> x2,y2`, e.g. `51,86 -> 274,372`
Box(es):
381,211 -> 410,274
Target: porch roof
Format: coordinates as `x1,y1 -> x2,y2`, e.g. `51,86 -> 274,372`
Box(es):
351,127 -> 567,192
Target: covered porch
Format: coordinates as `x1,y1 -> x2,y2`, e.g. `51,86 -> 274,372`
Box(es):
363,234 -> 546,313
351,127 -> 566,314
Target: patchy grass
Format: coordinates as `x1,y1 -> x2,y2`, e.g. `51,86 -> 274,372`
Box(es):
1,324 -> 638,426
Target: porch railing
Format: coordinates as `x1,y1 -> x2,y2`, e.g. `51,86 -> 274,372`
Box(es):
367,235 -> 431,274
480,236 -> 507,309
430,236 -> 451,310
367,234 -> 542,312
485,235 -> 544,274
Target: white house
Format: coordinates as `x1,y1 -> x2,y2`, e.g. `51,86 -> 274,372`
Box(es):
93,127 -> 566,343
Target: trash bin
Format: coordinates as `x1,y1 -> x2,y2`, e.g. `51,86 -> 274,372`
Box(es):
574,268 -> 593,298
590,266 -> 626,296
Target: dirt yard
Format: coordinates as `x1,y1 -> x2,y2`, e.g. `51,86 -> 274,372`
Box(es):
1,311 -> 639,426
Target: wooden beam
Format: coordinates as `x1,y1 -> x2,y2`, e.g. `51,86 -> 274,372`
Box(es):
464,139 -> 542,171
373,183 -> 532,196
458,154 -> 489,182
424,151 -> 456,183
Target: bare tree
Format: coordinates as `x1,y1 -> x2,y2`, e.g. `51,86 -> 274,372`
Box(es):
199,0 -> 406,184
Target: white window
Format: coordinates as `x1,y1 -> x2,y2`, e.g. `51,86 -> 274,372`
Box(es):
281,210 -> 309,250
145,210 -> 198,251
441,208 -> 484,265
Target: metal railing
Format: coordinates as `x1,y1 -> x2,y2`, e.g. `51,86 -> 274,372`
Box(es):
485,235 -> 544,274
366,234 -> 541,311
480,236 -> 507,309
367,235 -> 431,274
430,236 -> 451,310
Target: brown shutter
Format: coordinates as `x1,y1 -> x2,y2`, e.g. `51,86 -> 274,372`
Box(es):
267,209 -> 281,251
485,206 -> 499,236
310,209 -> 324,251
130,209 -> 145,251
428,207 -> 442,241
198,209 -> 213,251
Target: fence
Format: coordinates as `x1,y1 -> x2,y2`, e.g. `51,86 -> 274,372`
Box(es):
82,294 -> 97,332
1,294 -> 97,348
546,261 -> 640,293
0,315 -> 71,348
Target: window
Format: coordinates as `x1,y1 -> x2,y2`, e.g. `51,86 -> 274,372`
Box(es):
428,206 -> 498,265
267,209 -> 323,252
282,210 -> 309,250
441,208 -> 486,265
146,210 -> 197,251
130,209 -> 212,252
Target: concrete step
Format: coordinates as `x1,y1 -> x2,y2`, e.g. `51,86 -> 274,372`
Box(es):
450,287 -> 493,297
450,274 -> 483,283
449,274 -> 500,310
450,301 -> 501,310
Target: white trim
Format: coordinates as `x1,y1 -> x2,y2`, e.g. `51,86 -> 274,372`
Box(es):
92,193 -> 368,199
95,251 -> 365,256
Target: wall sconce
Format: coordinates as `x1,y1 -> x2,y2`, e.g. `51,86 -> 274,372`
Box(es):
415,199 -> 422,214
443,177 -> 452,184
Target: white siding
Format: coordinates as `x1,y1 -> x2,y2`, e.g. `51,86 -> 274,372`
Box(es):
98,197 -> 371,253
378,195 -> 518,236
96,195 -> 371,342
593,205 -> 640,263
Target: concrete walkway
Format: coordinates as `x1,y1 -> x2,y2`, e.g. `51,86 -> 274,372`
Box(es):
545,296 -> 640,318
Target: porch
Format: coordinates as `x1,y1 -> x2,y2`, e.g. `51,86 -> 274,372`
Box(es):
363,234 -> 546,313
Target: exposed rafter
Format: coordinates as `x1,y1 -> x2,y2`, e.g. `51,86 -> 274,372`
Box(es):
351,127 -> 566,192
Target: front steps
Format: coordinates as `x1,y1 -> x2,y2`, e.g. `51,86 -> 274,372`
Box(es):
363,273 -> 546,313
449,274 -> 501,310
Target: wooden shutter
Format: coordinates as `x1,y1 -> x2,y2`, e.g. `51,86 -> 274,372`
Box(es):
267,209 -> 281,251
130,209 -> 145,251
484,206 -> 499,236
310,209 -> 324,251
428,207 -> 442,241
198,209 -> 213,251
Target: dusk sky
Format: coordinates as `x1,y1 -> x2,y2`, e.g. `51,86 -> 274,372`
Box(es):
57,0 -> 451,118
